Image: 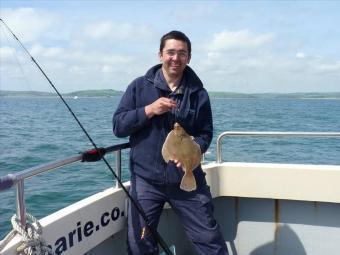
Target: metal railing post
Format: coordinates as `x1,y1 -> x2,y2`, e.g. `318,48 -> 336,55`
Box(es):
115,150 -> 122,188
217,133 -> 224,163
16,179 -> 26,227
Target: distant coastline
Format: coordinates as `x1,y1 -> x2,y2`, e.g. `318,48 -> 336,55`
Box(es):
1,89 -> 340,99
208,91 -> 340,99
0,89 -> 123,98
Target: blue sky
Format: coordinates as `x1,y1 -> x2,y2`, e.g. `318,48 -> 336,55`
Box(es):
1,1 -> 340,93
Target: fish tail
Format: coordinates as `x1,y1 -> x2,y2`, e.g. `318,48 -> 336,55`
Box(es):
180,171 -> 197,192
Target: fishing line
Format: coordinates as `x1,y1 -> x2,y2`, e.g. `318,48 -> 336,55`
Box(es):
0,18 -> 173,255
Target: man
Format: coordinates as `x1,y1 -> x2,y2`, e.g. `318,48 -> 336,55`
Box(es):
113,30 -> 228,255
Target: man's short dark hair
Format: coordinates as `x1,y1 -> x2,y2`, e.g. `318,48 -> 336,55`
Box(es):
160,30 -> 191,55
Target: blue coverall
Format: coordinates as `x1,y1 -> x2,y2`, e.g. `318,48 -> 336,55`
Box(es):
113,64 -> 228,255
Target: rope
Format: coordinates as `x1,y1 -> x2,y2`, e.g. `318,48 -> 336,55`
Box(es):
0,214 -> 54,255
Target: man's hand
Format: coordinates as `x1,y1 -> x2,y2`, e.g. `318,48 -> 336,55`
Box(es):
145,97 -> 176,118
172,159 -> 183,170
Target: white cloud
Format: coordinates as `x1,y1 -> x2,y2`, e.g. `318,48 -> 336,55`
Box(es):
30,44 -> 65,58
0,45 -> 32,68
296,52 -> 306,59
291,54 -> 340,76
208,30 -> 275,52
192,27 -> 340,92
173,2 -> 218,21
83,21 -> 154,41
69,65 -> 88,75
84,21 -> 113,40
312,61 -> 340,74
101,65 -> 113,73
2,8 -> 60,43
195,29 -> 275,76
0,46 -> 16,61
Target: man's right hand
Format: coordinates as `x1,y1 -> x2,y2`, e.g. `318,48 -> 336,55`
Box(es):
145,97 -> 177,118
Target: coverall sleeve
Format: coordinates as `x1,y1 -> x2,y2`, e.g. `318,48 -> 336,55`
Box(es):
193,90 -> 213,154
112,80 -> 150,138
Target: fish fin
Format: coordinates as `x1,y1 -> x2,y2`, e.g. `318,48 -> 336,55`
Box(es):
162,146 -> 171,162
180,171 -> 197,192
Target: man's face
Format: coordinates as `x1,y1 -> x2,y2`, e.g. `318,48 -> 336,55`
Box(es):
159,39 -> 191,79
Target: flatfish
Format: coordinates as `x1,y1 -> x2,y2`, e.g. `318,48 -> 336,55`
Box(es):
162,122 -> 202,191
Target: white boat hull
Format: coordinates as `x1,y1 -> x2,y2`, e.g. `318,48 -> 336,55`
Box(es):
2,162 -> 340,254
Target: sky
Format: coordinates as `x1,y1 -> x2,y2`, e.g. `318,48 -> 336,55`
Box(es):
0,0 -> 340,93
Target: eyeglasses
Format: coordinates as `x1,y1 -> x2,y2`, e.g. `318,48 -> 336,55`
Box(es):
163,50 -> 189,58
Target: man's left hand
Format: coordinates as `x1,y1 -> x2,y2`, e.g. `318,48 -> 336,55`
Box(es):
172,159 -> 183,170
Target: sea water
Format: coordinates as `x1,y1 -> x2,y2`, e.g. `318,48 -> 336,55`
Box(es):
1,96 -> 340,238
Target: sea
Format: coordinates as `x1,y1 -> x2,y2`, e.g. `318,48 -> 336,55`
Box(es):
1,96 -> 340,238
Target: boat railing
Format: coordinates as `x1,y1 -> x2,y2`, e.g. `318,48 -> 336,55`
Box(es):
216,131 -> 340,163
3,131 -> 340,230
0,142 -> 130,228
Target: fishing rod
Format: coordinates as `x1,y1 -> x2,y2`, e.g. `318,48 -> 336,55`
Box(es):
0,18 -> 173,255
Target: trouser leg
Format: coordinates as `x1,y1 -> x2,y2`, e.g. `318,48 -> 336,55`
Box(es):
127,175 -> 165,255
170,184 -> 229,255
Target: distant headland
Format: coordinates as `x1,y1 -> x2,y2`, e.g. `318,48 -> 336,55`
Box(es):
1,89 -> 340,99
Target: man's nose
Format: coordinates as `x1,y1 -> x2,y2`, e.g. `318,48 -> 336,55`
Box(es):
171,53 -> 180,60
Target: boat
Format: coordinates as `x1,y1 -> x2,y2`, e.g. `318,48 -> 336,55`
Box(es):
1,131 -> 340,255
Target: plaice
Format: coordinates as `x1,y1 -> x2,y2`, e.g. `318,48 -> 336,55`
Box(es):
162,123 -> 202,191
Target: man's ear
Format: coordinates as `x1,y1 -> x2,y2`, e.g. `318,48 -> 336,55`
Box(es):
187,54 -> 191,64
158,51 -> 163,62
